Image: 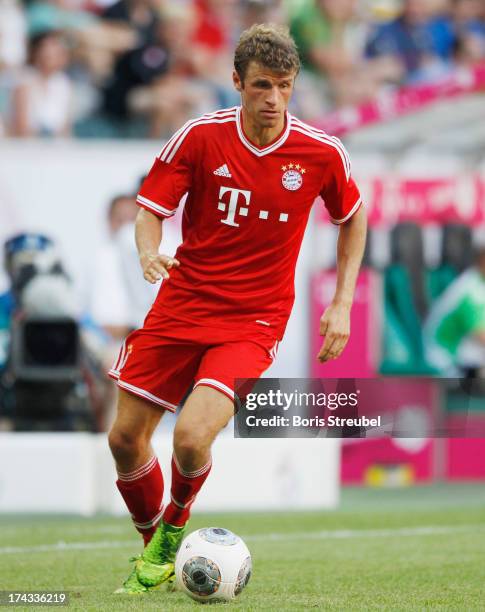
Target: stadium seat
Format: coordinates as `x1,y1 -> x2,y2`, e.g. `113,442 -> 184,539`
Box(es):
380,223 -> 434,375
427,224 -> 473,301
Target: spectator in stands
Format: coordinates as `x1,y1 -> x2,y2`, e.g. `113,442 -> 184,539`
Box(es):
101,0 -> 159,46
290,0 -> 361,73
117,3 -> 218,137
290,0 -> 403,110
424,244 -> 485,377
5,0 -> 484,134
91,194 -> 140,340
289,0 -> 357,112
453,0 -> 485,38
188,0 -> 237,106
83,192 -> 154,429
452,0 -> 485,65
239,0 -> 286,31
26,0 -> 96,37
0,0 -> 28,135
365,0 -> 456,84
192,0 -> 231,55
91,185 -> 181,337
102,18 -> 170,124
0,0 -> 27,69
453,27 -> 485,65
21,0 -> 136,88
10,30 -> 72,137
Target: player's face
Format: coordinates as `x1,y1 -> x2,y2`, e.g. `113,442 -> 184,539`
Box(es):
234,62 -> 296,130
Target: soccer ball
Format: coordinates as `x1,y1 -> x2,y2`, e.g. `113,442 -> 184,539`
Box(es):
175,527 -> 252,602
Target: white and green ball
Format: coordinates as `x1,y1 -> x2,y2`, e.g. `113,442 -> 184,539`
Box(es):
175,527 -> 252,602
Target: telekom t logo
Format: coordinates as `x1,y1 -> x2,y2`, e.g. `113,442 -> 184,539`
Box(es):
217,186 -> 251,227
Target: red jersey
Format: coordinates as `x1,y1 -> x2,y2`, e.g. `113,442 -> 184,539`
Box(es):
137,106 -> 362,340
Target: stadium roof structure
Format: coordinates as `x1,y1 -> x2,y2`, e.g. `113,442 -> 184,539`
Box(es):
343,93 -> 485,158
316,64 -> 485,160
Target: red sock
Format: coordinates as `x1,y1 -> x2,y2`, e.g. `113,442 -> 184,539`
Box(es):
163,454 -> 212,527
116,456 -> 164,546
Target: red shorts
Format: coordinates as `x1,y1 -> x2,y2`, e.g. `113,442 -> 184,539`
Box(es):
108,307 -> 279,411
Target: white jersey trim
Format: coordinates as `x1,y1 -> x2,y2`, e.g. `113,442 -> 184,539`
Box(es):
330,197 -> 363,225
158,108 -> 238,163
136,195 -> 176,218
269,340 -> 279,360
291,117 -> 351,177
290,120 -> 351,180
236,106 -> 291,157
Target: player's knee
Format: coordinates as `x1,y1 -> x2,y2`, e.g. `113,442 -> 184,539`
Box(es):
173,425 -> 209,463
108,426 -> 145,462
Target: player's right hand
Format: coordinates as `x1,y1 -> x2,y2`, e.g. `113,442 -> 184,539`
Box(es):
140,253 -> 180,283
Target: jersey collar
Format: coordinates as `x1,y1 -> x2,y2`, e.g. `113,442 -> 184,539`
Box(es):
236,106 -> 291,157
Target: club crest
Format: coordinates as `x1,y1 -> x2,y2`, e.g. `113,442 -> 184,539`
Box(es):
281,163 -> 305,191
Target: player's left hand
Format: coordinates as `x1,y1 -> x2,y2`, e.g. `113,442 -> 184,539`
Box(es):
317,302 -> 351,362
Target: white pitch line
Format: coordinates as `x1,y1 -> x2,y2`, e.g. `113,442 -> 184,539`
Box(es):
245,524 -> 485,542
0,525 -> 127,537
1,524 -> 484,555
0,540 -> 138,554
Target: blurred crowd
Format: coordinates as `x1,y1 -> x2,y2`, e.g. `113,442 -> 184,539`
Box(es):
0,0 -> 484,138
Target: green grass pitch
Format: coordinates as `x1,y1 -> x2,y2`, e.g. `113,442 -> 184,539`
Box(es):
1,484 -> 485,611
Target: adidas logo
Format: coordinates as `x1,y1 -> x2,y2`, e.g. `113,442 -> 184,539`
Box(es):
213,164 -> 232,178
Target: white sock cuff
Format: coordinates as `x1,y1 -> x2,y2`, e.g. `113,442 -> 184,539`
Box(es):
173,453 -> 212,479
117,455 -> 158,482
132,506 -> 164,530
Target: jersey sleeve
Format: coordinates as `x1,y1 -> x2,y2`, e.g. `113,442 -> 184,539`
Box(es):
319,142 -> 363,225
136,125 -> 196,219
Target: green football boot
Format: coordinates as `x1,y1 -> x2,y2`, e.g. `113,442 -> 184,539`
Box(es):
114,564 -> 151,595
136,520 -> 187,588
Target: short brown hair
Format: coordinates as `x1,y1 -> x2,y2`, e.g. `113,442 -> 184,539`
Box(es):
234,23 -> 300,82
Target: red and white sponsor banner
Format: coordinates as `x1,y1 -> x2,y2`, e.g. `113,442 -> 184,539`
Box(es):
444,415 -> 485,480
316,174 -> 485,226
310,268 -> 381,378
446,438 -> 485,480
317,64 -> 485,137
341,438 -> 435,484
340,379 -> 439,484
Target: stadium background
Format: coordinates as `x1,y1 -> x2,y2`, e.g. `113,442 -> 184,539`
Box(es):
0,0 -> 485,608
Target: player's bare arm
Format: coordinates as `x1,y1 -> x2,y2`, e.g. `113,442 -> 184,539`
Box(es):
135,208 -> 180,283
318,205 -> 367,362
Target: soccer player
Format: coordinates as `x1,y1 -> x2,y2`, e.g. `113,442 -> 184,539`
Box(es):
108,24 -> 367,594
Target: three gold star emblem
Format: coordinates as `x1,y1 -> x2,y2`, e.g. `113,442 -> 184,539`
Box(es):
281,162 -> 306,174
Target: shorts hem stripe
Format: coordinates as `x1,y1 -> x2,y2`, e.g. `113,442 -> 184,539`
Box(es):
194,378 -> 235,401
114,379 -> 178,412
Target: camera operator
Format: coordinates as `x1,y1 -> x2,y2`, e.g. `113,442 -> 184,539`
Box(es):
0,233 -> 106,431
